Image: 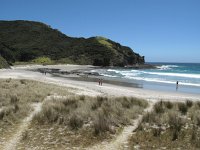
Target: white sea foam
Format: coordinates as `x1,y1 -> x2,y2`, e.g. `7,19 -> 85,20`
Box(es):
156,65 -> 179,70
123,76 -> 200,87
142,72 -> 200,79
104,68 -> 200,87
107,69 -> 141,75
100,74 -> 117,78
107,69 -> 123,74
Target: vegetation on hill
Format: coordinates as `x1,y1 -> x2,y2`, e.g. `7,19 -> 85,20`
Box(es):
0,55 -> 9,68
0,20 -> 145,66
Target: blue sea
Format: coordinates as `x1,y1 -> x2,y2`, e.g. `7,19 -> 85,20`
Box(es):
91,63 -> 200,94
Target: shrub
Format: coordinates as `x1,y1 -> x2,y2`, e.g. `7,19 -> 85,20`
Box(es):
93,109 -> 110,135
196,101 -> 200,108
20,79 -> 26,84
121,97 -> 131,109
142,112 -> 157,123
10,95 -> 19,104
154,101 -> 165,114
186,100 -> 193,108
153,127 -> 162,137
91,103 -> 99,111
168,113 -> 184,140
178,103 -> 188,115
13,104 -> 19,113
62,98 -> 78,108
91,96 -> 107,110
79,95 -> 85,101
40,106 -> 59,123
97,96 -> 107,105
0,111 -> 5,120
22,130 -> 29,141
191,125 -> 197,142
196,115 -> 200,126
69,114 -> 83,130
6,78 -> 12,83
130,97 -> 148,108
164,101 -> 173,109
32,56 -> 53,65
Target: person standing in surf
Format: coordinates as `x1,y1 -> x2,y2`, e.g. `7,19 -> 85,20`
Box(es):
176,81 -> 179,91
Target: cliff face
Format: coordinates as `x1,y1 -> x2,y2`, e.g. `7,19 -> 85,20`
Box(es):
0,20 -> 145,66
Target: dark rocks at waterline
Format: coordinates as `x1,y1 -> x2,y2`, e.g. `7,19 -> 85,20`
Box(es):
36,68 -> 100,76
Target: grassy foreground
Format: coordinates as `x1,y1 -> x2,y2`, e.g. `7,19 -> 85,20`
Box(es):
129,100 -> 200,149
18,96 -> 148,149
0,79 -> 72,148
0,79 -> 148,149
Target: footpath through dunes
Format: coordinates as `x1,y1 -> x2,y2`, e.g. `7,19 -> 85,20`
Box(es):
0,95 -> 58,150
88,101 -> 155,150
2,103 -> 42,150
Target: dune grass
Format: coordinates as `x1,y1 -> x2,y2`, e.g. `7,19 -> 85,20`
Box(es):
0,79 -> 72,148
17,96 -> 148,149
129,100 -> 200,149
0,78 -> 149,149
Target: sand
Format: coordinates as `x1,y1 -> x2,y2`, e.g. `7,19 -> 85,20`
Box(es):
0,64 -> 199,102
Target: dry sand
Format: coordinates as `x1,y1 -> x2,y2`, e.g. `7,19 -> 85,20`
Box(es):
0,64 -> 199,102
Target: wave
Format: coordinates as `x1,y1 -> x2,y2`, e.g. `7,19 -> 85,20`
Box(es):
123,76 -> 200,87
100,73 -> 117,78
107,69 -> 200,79
156,65 -> 179,70
107,69 -> 141,74
143,72 -> 200,79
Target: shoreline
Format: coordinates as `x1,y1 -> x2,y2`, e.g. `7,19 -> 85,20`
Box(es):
0,64 -> 199,102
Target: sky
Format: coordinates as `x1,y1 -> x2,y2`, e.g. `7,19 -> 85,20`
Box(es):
0,0 -> 200,63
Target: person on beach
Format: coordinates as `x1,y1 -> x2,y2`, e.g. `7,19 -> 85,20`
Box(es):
176,81 -> 179,91
98,78 -> 101,85
100,79 -> 103,86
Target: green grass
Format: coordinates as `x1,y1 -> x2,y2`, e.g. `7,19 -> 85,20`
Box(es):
0,55 -> 9,68
96,37 -> 113,48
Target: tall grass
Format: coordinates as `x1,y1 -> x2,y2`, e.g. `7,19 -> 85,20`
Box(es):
33,96 -> 148,135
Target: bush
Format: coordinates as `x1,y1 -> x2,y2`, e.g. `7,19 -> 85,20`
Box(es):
32,56 -> 53,65
196,115 -> 200,126
168,113 -> 184,141
142,112 -> 157,123
37,106 -> 59,123
153,127 -> 162,137
196,101 -> 200,108
154,101 -> 165,114
62,98 -> 78,108
0,111 -> 5,120
164,101 -> 173,109
93,109 -> 110,135
20,79 -> 26,84
10,95 -> 19,104
186,100 -> 193,108
79,95 -> 85,101
69,114 -> 83,130
178,103 -> 188,115
121,97 -> 131,109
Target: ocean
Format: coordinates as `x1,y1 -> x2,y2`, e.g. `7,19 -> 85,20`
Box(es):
91,63 -> 200,94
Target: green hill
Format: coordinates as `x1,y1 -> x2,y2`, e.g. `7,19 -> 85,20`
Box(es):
0,20 -> 145,66
0,55 -> 9,68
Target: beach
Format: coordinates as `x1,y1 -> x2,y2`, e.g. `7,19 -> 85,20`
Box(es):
0,64 -> 199,102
